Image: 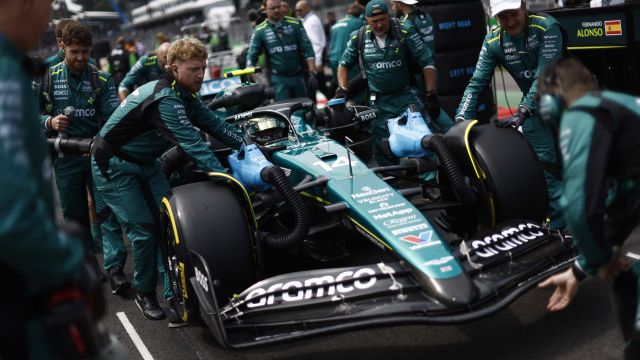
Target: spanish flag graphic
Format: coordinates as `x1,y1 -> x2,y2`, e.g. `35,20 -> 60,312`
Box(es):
605,20 -> 622,36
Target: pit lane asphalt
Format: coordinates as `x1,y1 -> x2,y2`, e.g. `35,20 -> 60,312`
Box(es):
100,246 -> 626,360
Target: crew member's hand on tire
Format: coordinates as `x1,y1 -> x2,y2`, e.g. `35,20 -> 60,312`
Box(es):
496,105 -> 531,128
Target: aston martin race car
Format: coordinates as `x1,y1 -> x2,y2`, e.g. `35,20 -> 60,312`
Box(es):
160,87 -> 577,349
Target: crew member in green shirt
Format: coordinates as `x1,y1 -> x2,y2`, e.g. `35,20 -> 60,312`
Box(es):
247,0 -> 317,101
456,0 -> 565,228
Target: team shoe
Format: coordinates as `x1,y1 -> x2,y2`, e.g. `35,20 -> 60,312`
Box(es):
166,297 -> 188,328
108,266 -> 131,295
135,292 -> 166,320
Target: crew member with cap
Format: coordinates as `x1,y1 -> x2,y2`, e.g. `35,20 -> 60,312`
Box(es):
337,0 -> 444,165
246,0 -> 317,101
455,0 -> 566,228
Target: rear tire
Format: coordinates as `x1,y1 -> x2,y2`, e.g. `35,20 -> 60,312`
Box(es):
162,181 -> 257,323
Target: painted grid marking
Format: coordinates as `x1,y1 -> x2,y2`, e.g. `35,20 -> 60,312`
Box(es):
116,311 -> 154,360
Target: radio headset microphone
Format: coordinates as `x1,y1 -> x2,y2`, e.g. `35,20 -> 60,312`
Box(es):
55,106 -> 75,158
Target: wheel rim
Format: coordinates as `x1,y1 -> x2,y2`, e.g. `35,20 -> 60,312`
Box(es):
164,212 -> 190,321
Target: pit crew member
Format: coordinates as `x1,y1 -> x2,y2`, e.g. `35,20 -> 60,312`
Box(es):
537,56 -> 640,360
246,0 -> 317,101
337,0 -> 449,166
118,42 -> 171,102
455,0 -> 565,228
91,38 -> 243,323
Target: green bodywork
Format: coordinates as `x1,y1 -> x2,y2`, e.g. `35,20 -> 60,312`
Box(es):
268,131 -> 463,280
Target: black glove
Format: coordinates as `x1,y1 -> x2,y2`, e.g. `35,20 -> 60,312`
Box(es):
307,72 -> 318,93
425,92 -> 440,121
334,86 -> 348,99
496,105 -> 531,128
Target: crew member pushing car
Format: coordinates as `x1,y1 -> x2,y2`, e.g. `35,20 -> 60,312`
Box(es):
91,38 -> 243,324
337,0 -> 450,166
455,0 -> 565,228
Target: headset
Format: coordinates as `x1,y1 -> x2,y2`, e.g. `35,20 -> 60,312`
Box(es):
539,55 -> 600,127
538,56 -> 567,128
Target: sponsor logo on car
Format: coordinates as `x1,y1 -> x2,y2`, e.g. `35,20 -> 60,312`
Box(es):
243,267 -> 378,308
194,266 -> 209,292
391,223 -> 429,236
382,215 -> 419,228
373,208 -> 413,220
399,231 -> 441,250
368,202 -> 406,214
467,222 -> 546,259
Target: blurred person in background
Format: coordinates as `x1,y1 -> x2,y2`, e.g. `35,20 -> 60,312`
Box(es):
247,0 -> 316,101
296,0 -> 327,100
118,42 -> 170,102
328,3 -> 364,99
43,18 -> 73,68
108,35 -> 134,87
392,0 -> 435,93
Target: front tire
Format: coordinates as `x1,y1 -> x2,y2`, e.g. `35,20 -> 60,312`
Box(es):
162,180 -> 257,323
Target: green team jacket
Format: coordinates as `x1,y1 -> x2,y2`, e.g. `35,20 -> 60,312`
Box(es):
39,62 -> 119,137
0,37 -> 83,294
246,16 -> 315,76
98,74 -> 242,172
457,13 -> 563,118
559,91 -> 640,274
118,53 -> 162,94
328,14 -> 364,71
339,20 -> 435,95
403,8 -> 435,60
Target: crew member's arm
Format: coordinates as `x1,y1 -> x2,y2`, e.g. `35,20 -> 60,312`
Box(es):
298,22 -> 317,73
456,33 -> 498,120
420,12 -> 436,60
522,23 -> 563,113
118,55 -> 147,102
190,97 -> 244,149
154,96 -> 229,172
560,109 -> 614,274
403,22 -> 436,93
246,27 -> 263,68
337,30 -> 359,91
306,15 -> 326,68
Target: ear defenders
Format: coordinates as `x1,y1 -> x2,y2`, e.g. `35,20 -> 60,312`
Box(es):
538,58 -> 565,128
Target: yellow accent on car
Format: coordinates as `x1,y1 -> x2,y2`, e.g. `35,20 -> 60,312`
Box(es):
347,216 -> 393,251
463,120 -> 485,179
300,191 -> 331,204
162,197 -> 181,245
